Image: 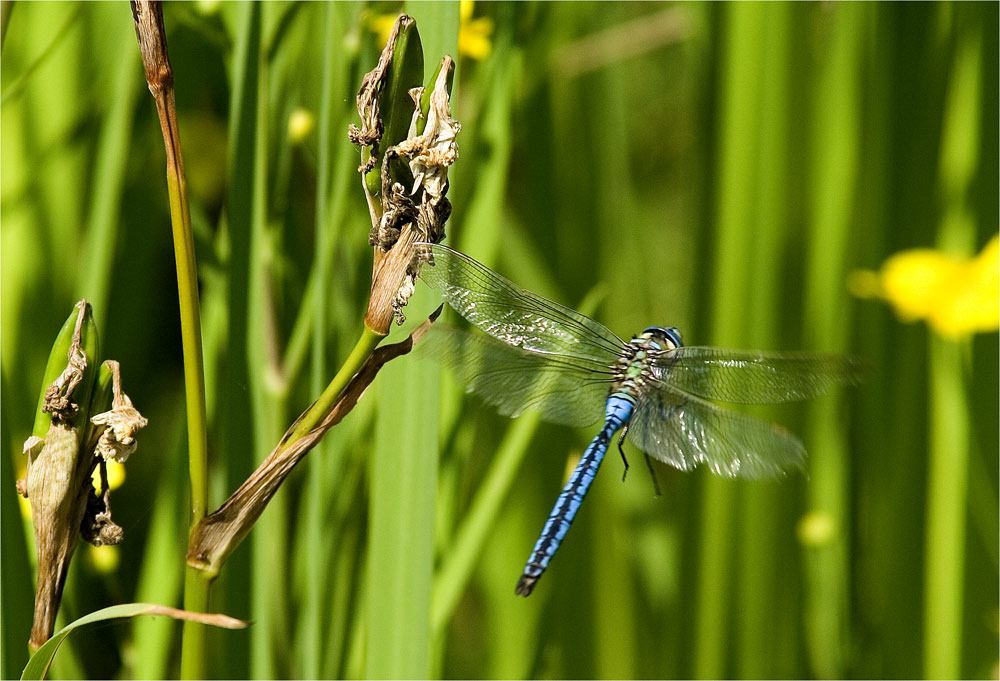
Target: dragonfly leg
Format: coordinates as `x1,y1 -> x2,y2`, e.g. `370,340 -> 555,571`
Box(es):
617,426 -> 629,482
644,453 -> 662,496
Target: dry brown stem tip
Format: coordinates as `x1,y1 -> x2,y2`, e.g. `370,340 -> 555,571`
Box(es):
130,0 -> 173,94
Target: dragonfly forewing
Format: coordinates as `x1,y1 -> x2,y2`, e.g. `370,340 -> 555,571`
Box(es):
418,324 -> 613,428
654,347 -> 869,404
418,243 -> 626,364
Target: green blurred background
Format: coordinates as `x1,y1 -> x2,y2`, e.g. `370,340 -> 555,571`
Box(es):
2,2 -> 997,678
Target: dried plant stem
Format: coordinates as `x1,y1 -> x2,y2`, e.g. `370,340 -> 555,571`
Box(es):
186,318 -> 438,579
289,326 -> 385,446
130,1 -> 210,677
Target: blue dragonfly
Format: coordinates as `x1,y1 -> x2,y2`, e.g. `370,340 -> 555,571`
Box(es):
416,243 -> 865,596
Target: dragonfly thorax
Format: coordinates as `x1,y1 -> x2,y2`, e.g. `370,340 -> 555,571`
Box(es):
611,329 -> 680,399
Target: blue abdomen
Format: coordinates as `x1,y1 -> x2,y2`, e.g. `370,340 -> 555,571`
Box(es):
604,392 -> 635,429
514,392 -> 636,595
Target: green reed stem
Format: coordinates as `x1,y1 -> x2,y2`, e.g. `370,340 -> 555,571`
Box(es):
923,336 -> 971,678
152,45 -> 210,681
923,17 -> 981,677
285,327 -> 384,450
695,4 -> 763,676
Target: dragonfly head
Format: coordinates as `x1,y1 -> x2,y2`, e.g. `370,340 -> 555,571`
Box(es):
642,326 -> 683,350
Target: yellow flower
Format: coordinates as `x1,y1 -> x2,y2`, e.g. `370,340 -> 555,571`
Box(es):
95,460 -> 126,491
367,11 -> 398,47
797,510 -> 837,548
367,5 -> 493,62
849,234 -> 999,338
88,544 -> 120,574
459,1 -> 493,61
194,0 -> 220,16
287,108 -> 315,144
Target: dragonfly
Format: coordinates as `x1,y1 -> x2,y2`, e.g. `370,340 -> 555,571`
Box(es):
415,242 -> 865,596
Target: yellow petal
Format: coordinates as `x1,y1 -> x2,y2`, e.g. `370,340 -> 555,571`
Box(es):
929,235 -> 1000,336
288,108 -> 315,144
460,25 -> 493,60
971,233 -> 999,278
460,0 -> 474,23
367,12 -> 398,47
879,249 -> 964,322
88,545 -> 120,574
797,510 -> 837,548
459,1 -> 493,61
858,234 -> 1000,337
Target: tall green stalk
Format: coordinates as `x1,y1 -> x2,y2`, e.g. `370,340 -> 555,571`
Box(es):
736,4 -> 793,677
801,4 -> 865,677
365,5 -> 459,678
695,5 -> 764,676
300,4 -> 342,677
129,2 -> 212,676
923,15 -> 981,678
924,336 -> 971,678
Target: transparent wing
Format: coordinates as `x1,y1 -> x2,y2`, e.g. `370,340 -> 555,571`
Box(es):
417,243 -> 625,365
629,382 -> 806,480
418,324 -> 613,428
654,347 -> 869,404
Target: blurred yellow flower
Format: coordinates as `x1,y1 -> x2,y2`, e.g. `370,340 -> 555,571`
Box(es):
367,4 -> 493,61
88,544 -> 120,574
849,234 -> 999,338
18,484 -> 31,521
459,1 -> 493,61
194,0 -> 221,16
99,460 -> 126,490
797,509 -> 837,548
287,108 -> 315,144
367,12 -> 398,47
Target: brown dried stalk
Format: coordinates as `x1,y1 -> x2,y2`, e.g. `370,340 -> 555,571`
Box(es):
22,304 -> 146,650
186,308 -> 441,576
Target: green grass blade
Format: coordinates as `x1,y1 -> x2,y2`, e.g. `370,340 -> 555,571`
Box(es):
695,4 -> 765,676
431,411 -> 541,635
923,15 -> 982,678
130,425 -> 187,679
1,378 -> 34,679
75,3 -> 141,322
366,357 -> 439,679
924,336 -> 972,679
246,6 -> 288,676
801,4 -> 867,677
735,4 -> 796,677
300,3 -> 341,675
21,603 -> 246,681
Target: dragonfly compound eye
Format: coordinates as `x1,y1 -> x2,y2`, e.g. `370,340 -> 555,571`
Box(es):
643,326 -> 684,349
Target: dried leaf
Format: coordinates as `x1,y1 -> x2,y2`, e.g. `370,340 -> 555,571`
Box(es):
187,308 -> 441,577
89,361 -> 148,464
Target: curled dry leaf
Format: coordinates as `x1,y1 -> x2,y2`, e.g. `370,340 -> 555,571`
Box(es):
24,302 -> 97,650
90,361 -> 148,464
365,56 -> 459,334
21,302 -> 148,650
348,14 -> 415,174
396,60 -> 460,206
